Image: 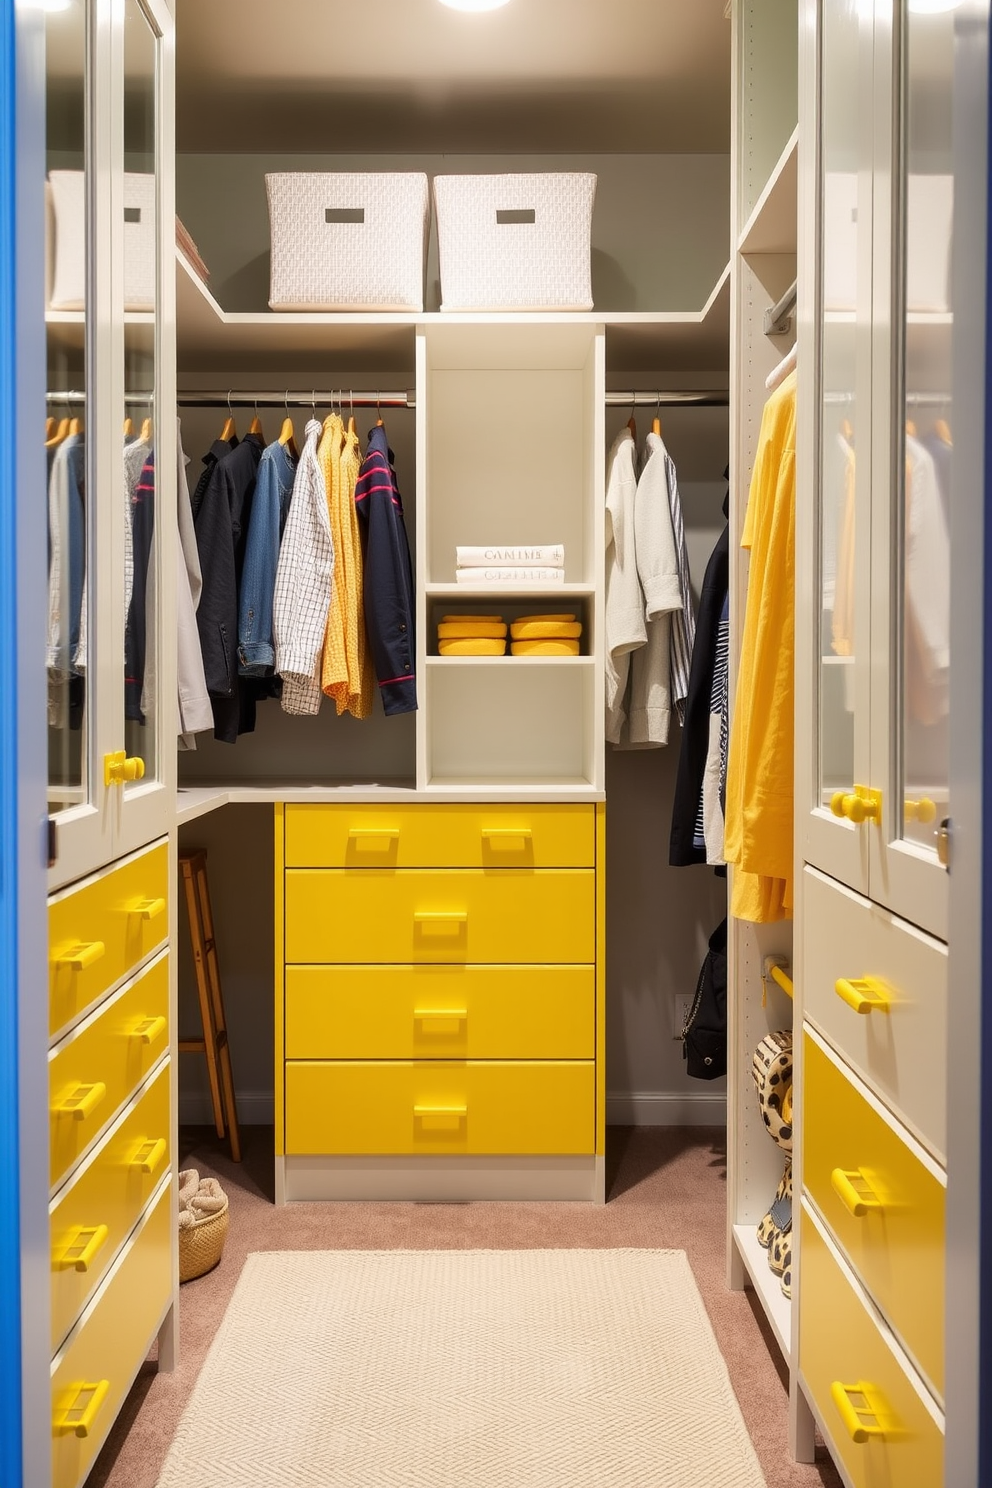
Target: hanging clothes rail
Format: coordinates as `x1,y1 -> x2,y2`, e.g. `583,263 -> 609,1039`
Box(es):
763,279 -> 797,337
46,389 -> 417,409
605,391 -> 729,408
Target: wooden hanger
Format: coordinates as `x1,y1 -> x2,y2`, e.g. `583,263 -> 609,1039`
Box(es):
140,416 -> 153,442
279,396 -> 298,458
905,419 -> 917,438
934,417 -> 952,446
123,415 -> 134,438
626,409 -> 637,440
45,416 -> 56,441
248,399 -> 264,438
220,392 -> 237,443
45,416 -> 69,448
840,417 -> 853,442
68,415 -> 83,437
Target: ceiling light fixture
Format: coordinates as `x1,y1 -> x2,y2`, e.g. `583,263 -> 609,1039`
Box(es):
438,0 -> 512,11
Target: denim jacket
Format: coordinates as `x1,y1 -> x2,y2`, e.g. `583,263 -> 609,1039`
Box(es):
238,440 -> 297,676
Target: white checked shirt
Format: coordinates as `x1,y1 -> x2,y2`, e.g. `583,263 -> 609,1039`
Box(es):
273,419 -> 334,716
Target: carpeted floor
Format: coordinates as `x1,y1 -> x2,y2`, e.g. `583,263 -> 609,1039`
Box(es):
88,1126 -> 843,1488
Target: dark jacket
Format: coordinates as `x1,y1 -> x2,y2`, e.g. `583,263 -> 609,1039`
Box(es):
670,493 -> 730,865
355,426 -> 416,715
124,451 -> 155,723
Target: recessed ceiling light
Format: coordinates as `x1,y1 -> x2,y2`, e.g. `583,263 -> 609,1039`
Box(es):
439,0 -> 512,11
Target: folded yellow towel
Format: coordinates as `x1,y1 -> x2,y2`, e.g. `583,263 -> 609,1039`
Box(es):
441,614 -> 504,624
439,638 -> 508,656
510,619 -> 582,640
510,638 -> 581,656
513,613 -> 576,625
437,621 -> 508,640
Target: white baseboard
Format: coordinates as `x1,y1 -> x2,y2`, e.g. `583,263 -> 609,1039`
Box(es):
606,1090 -> 727,1126
180,1089 -> 274,1127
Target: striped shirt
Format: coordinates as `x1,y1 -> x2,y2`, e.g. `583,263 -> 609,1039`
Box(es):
662,446 -> 696,724
273,419 -> 334,716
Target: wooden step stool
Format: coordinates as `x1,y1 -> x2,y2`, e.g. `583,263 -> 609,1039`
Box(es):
179,849 -> 241,1162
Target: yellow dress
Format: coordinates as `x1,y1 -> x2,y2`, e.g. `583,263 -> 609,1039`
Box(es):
724,369 -> 797,923
320,418 -> 372,719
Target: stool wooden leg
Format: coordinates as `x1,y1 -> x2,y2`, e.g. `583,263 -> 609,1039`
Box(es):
192,857 -> 242,1164
180,854 -> 226,1142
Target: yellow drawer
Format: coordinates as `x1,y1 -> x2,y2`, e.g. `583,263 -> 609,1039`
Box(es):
51,1176 -> 172,1488
285,965 -> 595,1059
284,802 -> 595,869
49,953 -> 169,1190
49,842 -> 169,1039
803,1031 -> 945,1398
285,1060 -> 595,1155
799,1203 -> 943,1488
50,1060 -> 170,1353
803,866 -> 947,1160
285,869 -> 595,964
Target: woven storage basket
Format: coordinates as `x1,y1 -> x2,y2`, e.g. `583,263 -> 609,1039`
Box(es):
179,1198 -> 229,1283
266,172 -> 429,311
48,170 -> 156,311
433,172 -> 596,312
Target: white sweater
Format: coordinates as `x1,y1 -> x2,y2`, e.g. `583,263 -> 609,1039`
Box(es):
625,433 -> 682,746
604,429 -> 644,744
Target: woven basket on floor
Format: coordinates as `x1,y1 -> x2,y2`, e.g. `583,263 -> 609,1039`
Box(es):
179,1199 -> 229,1284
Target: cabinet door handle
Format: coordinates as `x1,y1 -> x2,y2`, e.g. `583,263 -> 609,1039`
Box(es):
831,1167 -> 883,1217
54,1379 -> 111,1438
830,1381 -> 886,1443
835,976 -> 890,1014
414,1104 -> 467,1131
348,827 -> 400,850
131,1015 -> 167,1046
830,786 -> 881,824
481,827 -> 533,850
414,1009 -> 468,1034
130,896 -> 165,921
53,1081 -> 106,1121
414,911 -> 468,934
55,941 -> 106,972
131,1136 -> 167,1175
56,1224 -> 109,1273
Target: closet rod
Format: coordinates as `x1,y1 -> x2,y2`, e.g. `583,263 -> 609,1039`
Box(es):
606,391 -> 729,408
47,389 -> 417,409
763,279 -> 797,338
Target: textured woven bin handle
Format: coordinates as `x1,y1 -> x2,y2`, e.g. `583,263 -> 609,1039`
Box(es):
496,209 -> 536,225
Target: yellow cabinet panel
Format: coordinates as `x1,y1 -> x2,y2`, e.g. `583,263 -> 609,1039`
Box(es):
285,869 -> 595,965
49,954 -> 169,1190
49,842 -> 169,1039
799,1204 -> 943,1488
51,1179 -> 172,1488
803,1033 -> 945,1398
285,1060 -> 595,1155
285,964 -> 595,1060
284,802 -> 595,869
50,1060 -> 170,1353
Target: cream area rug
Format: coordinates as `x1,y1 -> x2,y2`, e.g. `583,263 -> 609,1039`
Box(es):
155,1248 -> 768,1487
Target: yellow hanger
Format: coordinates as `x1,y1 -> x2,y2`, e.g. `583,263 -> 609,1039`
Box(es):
45,416 -> 68,448
248,398 -> 264,438
279,395 -> 298,459
906,419 -> 917,438
45,416 -> 56,441
934,417 -> 952,446
140,417 -> 153,442
220,391 -> 237,443
123,415 -> 134,437
375,391 -> 384,429
68,415 -> 83,437
652,394 -> 662,438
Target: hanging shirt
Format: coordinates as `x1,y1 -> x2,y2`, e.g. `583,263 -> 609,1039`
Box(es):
355,424 -> 416,716
238,439 -> 298,677
660,441 -> 696,724
905,432 -> 950,725
125,451 -> 155,724
46,432 -> 85,684
605,427 -> 646,744
701,593 -> 730,865
623,430 -> 682,747
274,418 -> 334,717
724,369 -> 797,923
320,416 -> 372,719
176,421 -> 212,747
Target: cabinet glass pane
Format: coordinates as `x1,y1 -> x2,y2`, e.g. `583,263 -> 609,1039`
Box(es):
45,4 -> 88,815
122,0 -> 158,789
898,7 -> 952,852
817,0 -> 862,810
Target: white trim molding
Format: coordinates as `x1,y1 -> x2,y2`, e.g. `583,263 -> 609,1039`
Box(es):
606,1090 -> 727,1127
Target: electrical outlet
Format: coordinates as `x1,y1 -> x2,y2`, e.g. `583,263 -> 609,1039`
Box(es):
673,993 -> 694,1040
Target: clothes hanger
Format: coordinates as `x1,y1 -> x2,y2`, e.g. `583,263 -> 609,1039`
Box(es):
248,396 -> 264,439
934,416 -> 952,446
220,391 -> 237,443
375,391 -> 384,429
45,415 -> 68,448
279,392 -> 298,459
626,397 -> 637,441
140,415 -> 153,442
840,417 -> 854,442
68,399 -> 83,437
652,393 -> 662,439
45,415 -> 56,441
346,389 -> 356,440
905,419 -> 917,439
765,341 -> 797,392
123,414 -> 134,438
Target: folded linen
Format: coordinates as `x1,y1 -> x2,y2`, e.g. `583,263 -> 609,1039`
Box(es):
455,567 -> 566,584
437,620 -> 508,639
510,638 -> 581,656
438,637 -> 507,656
441,614 -> 504,624
456,545 -> 564,568
510,619 -> 582,640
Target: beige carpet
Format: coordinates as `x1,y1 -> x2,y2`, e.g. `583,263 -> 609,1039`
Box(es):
155,1247 -> 767,1488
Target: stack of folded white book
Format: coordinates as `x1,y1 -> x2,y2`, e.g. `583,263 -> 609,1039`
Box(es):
455,545 -> 566,584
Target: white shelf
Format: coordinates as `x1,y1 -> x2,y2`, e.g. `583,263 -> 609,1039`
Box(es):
426,656 -> 594,667
731,1224 -> 792,1364
738,127 -> 799,256
177,784 -> 603,817
427,583 -> 595,599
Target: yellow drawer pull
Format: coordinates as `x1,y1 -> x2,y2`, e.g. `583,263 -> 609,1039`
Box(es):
835,976 -> 890,1014
414,1104 -> 467,1131
55,941 -> 106,972
104,750 -> 145,786
414,1009 -> 468,1034
56,1224 -> 109,1273
831,1167 -> 883,1217
53,1081 -> 106,1121
414,911 -> 468,934
131,1014 -> 167,1045
830,1381 -> 886,1443
130,896 -> 165,921
481,827 -> 533,849
54,1379 -> 111,1438
131,1136 -> 167,1175
348,827 -> 400,849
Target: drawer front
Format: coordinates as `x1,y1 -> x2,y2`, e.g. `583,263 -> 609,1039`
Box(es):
51,1177 -> 172,1488
803,1032 -> 945,1398
49,841 -> 169,1038
50,1060 -> 171,1353
285,870 -> 595,964
284,803 -> 596,869
285,1060 -> 595,1155
799,1204 -> 943,1488
285,965 -> 595,1060
50,953 -> 169,1190
803,865 -> 947,1160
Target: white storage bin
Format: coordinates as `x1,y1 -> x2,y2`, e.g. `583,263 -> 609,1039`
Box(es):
433,173 -> 597,312
48,170 -> 156,312
266,172 -> 429,312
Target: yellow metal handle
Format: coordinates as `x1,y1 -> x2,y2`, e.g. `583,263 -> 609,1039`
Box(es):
835,976 -> 890,1014
131,1014 -> 166,1046
905,796 -> 937,824
130,896 -> 165,921
348,827 -> 400,849
414,1009 -> 468,1034
481,827 -> 533,850
56,1224 -> 109,1273
54,1379 -> 111,1438
131,1136 -> 167,1175
414,1104 -> 467,1131
831,1167 -> 883,1217
414,911 -> 468,934
55,941 -> 106,972
830,1382 -> 886,1443
53,1081 -> 106,1121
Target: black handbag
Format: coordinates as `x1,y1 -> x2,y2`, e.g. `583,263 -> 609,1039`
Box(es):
681,917 -> 728,1080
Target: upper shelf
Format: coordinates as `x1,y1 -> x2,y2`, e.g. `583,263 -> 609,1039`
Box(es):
737,127 -> 798,257
176,249 -> 731,375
